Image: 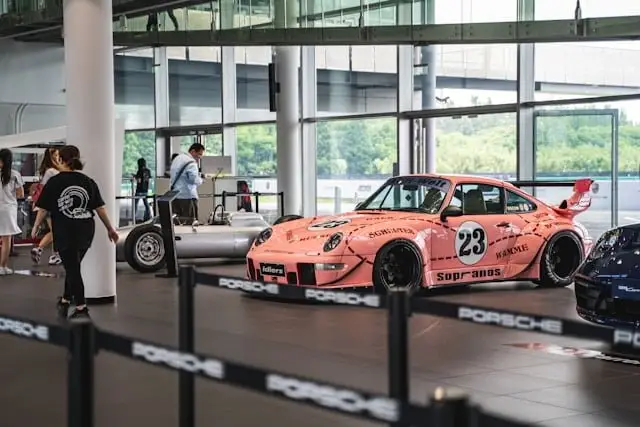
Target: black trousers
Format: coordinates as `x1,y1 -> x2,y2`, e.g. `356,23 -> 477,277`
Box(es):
172,198 -> 198,223
134,192 -> 151,221
59,247 -> 89,305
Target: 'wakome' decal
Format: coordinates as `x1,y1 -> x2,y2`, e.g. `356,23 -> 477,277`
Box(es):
454,221 -> 487,265
308,219 -> 351,231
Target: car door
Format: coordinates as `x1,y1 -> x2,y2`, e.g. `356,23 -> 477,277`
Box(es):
498,188 -> 546,277
430,183 -> 516,286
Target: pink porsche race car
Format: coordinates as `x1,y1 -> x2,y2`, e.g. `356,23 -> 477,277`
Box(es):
247,174 -> 594,293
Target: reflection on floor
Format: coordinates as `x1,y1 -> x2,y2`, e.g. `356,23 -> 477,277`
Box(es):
0,250 -> 638,427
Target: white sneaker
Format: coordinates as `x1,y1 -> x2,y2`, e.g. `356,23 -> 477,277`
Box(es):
49,254 -> 62,265
0,267 -> 13,275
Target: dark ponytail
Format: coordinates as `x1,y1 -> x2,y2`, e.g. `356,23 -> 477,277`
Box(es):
0,149 -> 13,186
58,145 -> 84,171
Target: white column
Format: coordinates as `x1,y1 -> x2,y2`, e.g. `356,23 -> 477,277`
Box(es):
63,0 -> 116,303
300,45 -> 317,216
396,0 -> 414,175
220,0 -> 237,174
154,47 -> 170,176
275,0 -> 302,216
517,0 -> 535,193
422,0 -> 437,173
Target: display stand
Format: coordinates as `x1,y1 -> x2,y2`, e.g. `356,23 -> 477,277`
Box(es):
156,190 -> 180,278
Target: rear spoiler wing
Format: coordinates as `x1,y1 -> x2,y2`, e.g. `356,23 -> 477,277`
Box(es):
508,180 -> 577,188
507,179 -> 594,219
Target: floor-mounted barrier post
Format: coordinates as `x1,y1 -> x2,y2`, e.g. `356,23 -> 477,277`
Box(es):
67,319 -> 95,427
178,265 -> 196,427
387,287 -> 410,426
156,190 -> 180,278
429,387 -> 472,427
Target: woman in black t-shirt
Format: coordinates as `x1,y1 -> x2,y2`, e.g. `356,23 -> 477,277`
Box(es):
32,145 -> 119,319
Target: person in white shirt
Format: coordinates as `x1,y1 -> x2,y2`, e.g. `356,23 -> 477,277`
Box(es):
0,149 -> 24,275
169,143 -> 205,222
31,147 -> 62,265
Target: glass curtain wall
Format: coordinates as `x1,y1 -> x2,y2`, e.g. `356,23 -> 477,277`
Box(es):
114,0 -> 640,235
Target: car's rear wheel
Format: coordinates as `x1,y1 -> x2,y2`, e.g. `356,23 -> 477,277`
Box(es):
538,231 -> 583,287
372,239 -> 423,294
124,224 -> 167,273
273,214 -> 303,225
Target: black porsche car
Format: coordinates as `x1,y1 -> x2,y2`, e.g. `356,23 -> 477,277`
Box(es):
574,224 -> 640,328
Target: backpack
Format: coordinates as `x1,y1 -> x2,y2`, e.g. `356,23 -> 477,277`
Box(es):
31,182 -> 44,205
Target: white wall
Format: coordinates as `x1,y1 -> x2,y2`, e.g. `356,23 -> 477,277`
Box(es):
0,41 -> 67,137
0,40 -> 65,105
0,103 -> 66,135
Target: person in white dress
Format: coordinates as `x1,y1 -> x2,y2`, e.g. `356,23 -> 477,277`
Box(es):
30,148 -> 62,265
0,149 -> 24,275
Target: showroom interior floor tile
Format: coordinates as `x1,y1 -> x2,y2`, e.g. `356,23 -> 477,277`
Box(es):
0,251 -> 638,427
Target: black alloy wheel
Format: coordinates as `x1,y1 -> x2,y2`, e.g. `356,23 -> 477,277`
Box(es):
373,239 -> 423,294
538,231 -> 583,287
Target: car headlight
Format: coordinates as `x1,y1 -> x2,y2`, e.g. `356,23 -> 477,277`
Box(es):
255,228 -> 273,246
323,232 -> 343,252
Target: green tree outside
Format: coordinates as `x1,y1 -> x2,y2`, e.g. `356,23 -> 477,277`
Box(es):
122,107 -> 640,183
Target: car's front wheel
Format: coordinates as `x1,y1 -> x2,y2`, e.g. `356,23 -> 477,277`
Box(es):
372,239 -> 423,294
124,224 -> 167,273
538,231 -> 584,287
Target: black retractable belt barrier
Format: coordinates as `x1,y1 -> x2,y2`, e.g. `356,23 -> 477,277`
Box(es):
67,319 -> 95,427
387,288 -> 410,427
96,327 -> 410,425
178,265 -> 197,427
216,191 -> 285,217
409,298 -> 625,347
194,271 -> 387,309
0,313 -> 70,346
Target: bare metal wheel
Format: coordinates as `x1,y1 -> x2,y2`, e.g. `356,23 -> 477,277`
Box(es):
135,232 -> 165,267
373,239 -> 423,294
124,224 -> 167,273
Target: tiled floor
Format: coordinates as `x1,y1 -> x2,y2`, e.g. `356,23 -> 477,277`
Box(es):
0,250 -> 639,427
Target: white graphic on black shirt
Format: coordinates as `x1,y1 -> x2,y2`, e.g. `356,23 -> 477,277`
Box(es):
57,186 -> 91,219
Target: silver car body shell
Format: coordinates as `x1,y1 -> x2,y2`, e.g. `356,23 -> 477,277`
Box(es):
116,212 -> 270,261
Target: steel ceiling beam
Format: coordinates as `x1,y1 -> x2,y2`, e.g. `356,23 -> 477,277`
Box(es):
111,15 -> 640,46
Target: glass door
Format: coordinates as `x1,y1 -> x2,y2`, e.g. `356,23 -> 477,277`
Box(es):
533,108 -> 618,239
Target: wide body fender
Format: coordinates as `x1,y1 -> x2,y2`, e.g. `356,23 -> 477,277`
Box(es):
344,221 -> 432,281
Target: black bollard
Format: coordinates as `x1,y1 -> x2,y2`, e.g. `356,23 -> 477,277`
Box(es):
387,287 -> 410,426
429,387 -> 473,427
178,265 -> 196,427
67,319 -> 95,427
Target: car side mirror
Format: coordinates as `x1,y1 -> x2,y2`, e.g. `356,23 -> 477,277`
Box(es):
440,205 -> 463,222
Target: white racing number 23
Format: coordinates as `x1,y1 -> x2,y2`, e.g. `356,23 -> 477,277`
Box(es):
454,221 -> 487,265
308,219 -> 351,231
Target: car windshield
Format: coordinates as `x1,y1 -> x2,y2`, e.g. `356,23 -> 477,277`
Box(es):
356,176 -> 450,214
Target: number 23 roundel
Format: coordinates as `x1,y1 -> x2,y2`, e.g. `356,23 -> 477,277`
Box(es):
454,221 -> 487,265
